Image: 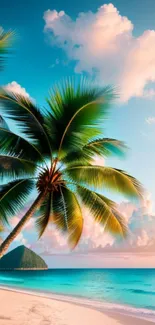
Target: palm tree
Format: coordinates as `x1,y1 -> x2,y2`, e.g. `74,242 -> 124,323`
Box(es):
0,79 -> 143,257
0,29 -> 14,70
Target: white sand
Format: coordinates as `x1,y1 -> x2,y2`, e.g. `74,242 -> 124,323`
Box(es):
0,288 -> 154,325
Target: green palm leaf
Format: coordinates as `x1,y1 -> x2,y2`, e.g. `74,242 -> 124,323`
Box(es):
51,186 -> 83,248
46,78 -> 116,156
65,165 -> 143,199
0,127 -> 45,163
0,89 -> 52,157
0,223 -> 4,232
63,138 -> 127,165
36,192 -> 52,237
0,179 -> 35,224
85,138 -> 127,157
77,186 -> 127,237
0,155 -> 37,179
0,30 -> 15,70
62,150 -> 91,166
0,116 -> 9,130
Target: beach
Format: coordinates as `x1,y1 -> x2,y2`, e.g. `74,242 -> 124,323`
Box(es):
0,288 -> 154,325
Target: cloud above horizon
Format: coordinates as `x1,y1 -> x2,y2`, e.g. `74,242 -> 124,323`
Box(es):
12,193 -> 154,257
44,3 -> 155,102
4,81 -> 30,98
3,191 -> 155,268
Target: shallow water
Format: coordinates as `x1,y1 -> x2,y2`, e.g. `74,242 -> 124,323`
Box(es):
0,268 -> 155,318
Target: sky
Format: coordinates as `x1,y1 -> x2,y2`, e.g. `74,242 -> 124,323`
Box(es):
1,0 -> 155,267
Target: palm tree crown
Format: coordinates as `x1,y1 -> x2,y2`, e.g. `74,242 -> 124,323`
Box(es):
0,79 -> 143,252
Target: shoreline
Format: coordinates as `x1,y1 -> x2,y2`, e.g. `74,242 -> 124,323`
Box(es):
0,285 -> 155,324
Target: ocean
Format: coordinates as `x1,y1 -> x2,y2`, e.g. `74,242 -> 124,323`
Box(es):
0,268 -> 155,321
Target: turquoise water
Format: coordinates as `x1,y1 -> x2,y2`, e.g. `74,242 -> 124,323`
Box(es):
0,269 -> 155,319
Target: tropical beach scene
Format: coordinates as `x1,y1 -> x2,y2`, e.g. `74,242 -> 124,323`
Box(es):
0,0 -> 155,324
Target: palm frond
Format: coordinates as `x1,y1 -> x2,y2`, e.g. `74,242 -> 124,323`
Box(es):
77,185 -> 127,237
0,89 -> 52,157
36,192 -> 52,237
51,186 -> 83,248
85,138 -> 127,157
0,155 -> 37,180
0,30 -> 15,70
62,138 -> 127,165
0,116 -> 9,130
0,223 -> 4,232
0,179 -> 35,224
0,127 -> 45,163
62,149 -> 91,166
46,77 -> 116,156
65,165 -> 143,199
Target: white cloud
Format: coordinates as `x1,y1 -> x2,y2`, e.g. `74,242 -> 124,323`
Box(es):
146,117 -> 155,124
10,216 -> 34,231
4,81 -> 30,98
15,232 -> 27,245
38,193 -> 155,255
93,194 -> 155,253
4,192 -> 155,257
137,230 -> 149,247
44,3 -> 155,102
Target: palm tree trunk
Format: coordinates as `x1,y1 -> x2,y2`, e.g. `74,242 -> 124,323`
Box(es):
0,192 -> 45,258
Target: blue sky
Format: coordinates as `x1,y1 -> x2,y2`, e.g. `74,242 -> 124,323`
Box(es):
1,0 -> 155,267
1,0 -> 155,99
1,0 -> 155,199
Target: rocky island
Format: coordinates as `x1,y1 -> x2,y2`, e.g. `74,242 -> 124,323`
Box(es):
0,245 -> 48,270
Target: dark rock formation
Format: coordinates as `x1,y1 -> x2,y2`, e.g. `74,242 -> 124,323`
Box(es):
0,245 -> 48,270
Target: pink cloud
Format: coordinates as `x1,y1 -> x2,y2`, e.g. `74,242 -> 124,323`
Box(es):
4,81 -> 30,98
91,155 -> 105,166
3,191 -> 155,258
44,253 -> 155,268
38,193 -> 155,256
44,3 -> 155,102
